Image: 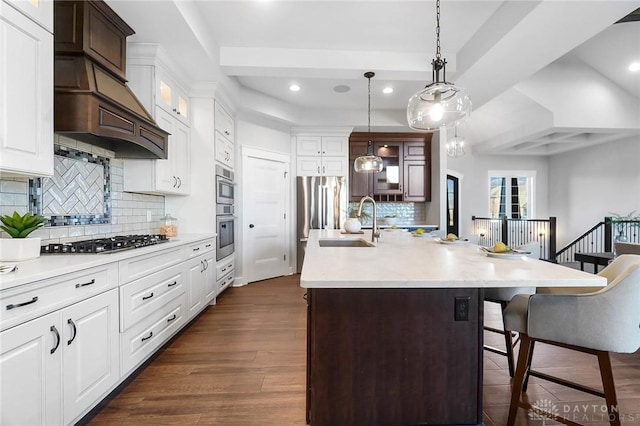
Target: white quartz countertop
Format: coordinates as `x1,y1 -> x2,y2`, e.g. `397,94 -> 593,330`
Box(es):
0,233 -> 216,291
300,229 -> 607,289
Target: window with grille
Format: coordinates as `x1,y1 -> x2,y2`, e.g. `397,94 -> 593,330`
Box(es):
488,171 -> 535,219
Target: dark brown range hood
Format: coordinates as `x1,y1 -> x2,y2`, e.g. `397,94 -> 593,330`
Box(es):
54,0 -> 169,159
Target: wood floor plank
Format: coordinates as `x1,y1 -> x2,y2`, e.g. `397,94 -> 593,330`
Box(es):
87,275 -> 640,426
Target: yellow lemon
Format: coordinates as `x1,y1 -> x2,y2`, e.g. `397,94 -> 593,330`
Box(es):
415,228 -> 425,235
493,242 -> 510,253
447,233 -> 458,241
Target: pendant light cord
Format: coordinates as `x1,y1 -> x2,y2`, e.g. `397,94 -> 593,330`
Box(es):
368,74 -> 371,138
435,0 -> 441,60
364,71 -> 375,154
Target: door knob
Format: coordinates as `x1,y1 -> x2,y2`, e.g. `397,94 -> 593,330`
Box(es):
249,224 -> 255,228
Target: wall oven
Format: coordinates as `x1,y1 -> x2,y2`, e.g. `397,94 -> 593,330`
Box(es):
216,204 -> 235,261
216,165 -> 234,205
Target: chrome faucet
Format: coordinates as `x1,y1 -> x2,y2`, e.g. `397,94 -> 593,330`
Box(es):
357,196 -> 380,242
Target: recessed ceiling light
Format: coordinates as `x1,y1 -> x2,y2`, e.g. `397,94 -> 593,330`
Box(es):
333,85 -> 350,93
383,87 -> 394,94
289,84 -> 301,92
629,62 -> 640,72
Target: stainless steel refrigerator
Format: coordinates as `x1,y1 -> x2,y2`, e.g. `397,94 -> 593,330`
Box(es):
297,176 -> 347,272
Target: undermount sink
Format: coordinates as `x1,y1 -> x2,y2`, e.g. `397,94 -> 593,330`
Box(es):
318,238 -> 375,247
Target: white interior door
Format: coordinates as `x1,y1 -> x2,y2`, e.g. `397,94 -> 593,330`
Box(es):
243,153 -> 290,283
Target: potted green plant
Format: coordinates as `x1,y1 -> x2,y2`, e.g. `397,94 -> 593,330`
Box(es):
344,206 -> 372,233
0,211 -> 46,261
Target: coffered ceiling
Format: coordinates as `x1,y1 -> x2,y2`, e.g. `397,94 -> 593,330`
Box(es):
107,0 -> 640,156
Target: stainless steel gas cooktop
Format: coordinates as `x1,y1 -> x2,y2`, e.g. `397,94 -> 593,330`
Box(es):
41,234 -> 169,254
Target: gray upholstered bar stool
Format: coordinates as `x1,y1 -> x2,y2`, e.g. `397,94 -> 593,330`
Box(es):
615,241 -> 640,255
503,258 -> 640,426
483,242 -> 539,377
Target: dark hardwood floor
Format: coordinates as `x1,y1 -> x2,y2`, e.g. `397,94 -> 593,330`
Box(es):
88,275 -> 640,426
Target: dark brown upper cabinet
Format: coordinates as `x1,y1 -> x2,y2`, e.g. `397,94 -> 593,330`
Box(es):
349,133 -> 432,202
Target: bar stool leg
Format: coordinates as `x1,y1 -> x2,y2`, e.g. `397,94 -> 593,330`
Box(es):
597,351 -> 620,426
508,333 -> 533,426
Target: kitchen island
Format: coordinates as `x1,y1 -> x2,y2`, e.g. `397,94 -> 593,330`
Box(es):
300,229 -> 606,426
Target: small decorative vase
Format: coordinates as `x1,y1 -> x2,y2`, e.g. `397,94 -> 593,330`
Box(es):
0,237 -> 41,261
344,218 -> 362,233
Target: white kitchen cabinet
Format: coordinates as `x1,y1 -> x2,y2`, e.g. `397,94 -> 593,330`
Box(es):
0,289 -> 119,426
4,0 -> 53,32
0,1 -> 53,177
297,136 -> 347,157
215,132 -> 235,169
0,311 -> 62,426
185,239 -> 215,319
62,289 -> 120,424
123,106 -> 191,195
155,65 -> 190,126
214,100 -> 235,169
296,136 -> 348,176
203,252 -> 216,303
215,100 -> 235,144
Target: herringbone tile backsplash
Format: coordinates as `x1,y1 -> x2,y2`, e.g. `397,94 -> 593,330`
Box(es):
43,156 -> 105,216
0,135 -> 165,244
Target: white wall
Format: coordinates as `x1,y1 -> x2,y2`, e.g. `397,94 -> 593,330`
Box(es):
548,135 -> 640,247
447,150 -> 550,239
235,118 -> 294,284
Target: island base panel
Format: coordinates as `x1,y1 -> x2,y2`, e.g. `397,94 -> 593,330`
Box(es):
307,287 -> 483,426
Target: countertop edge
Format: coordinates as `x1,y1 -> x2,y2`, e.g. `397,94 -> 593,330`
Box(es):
0,233 -> 217,291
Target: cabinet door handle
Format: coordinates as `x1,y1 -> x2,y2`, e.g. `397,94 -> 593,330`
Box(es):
75,278 -> 96,288
67,318 -> 77,346
201,260 -> 205,273
50,325 -> 61,354
225,130 -> 230,136
167,314 -> 177,323
204,259 -> 209,270
141,332 -> 153,342
205,243 -> 212,248
142,292 -> 154,301
405,192 -> 408,197
176,111 -> 181,115
168,281 -> 178,287
322,166 -> 326,174
177,177 -> 182,188
173,176 -> 178,187
317,166 -> 320,174
221,267 -> 227,273
193,247 -> 200,252
6,296 -> 38,310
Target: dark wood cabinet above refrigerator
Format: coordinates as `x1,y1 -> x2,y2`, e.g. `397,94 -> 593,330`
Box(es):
348,133 -> 432,202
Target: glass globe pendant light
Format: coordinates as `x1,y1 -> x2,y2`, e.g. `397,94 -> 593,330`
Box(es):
446,124 -> 465,158
354,71 -> 384,173
407,0 -> 471,131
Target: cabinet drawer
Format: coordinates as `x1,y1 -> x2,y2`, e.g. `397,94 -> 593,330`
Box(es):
0,264 -> 117,332
119,246 -> 183,284
216,257 -> 234,281
217,271 -> 234,296
120,263 -> 185,331
120,293 -> 185,375
187,239 -> 215,259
